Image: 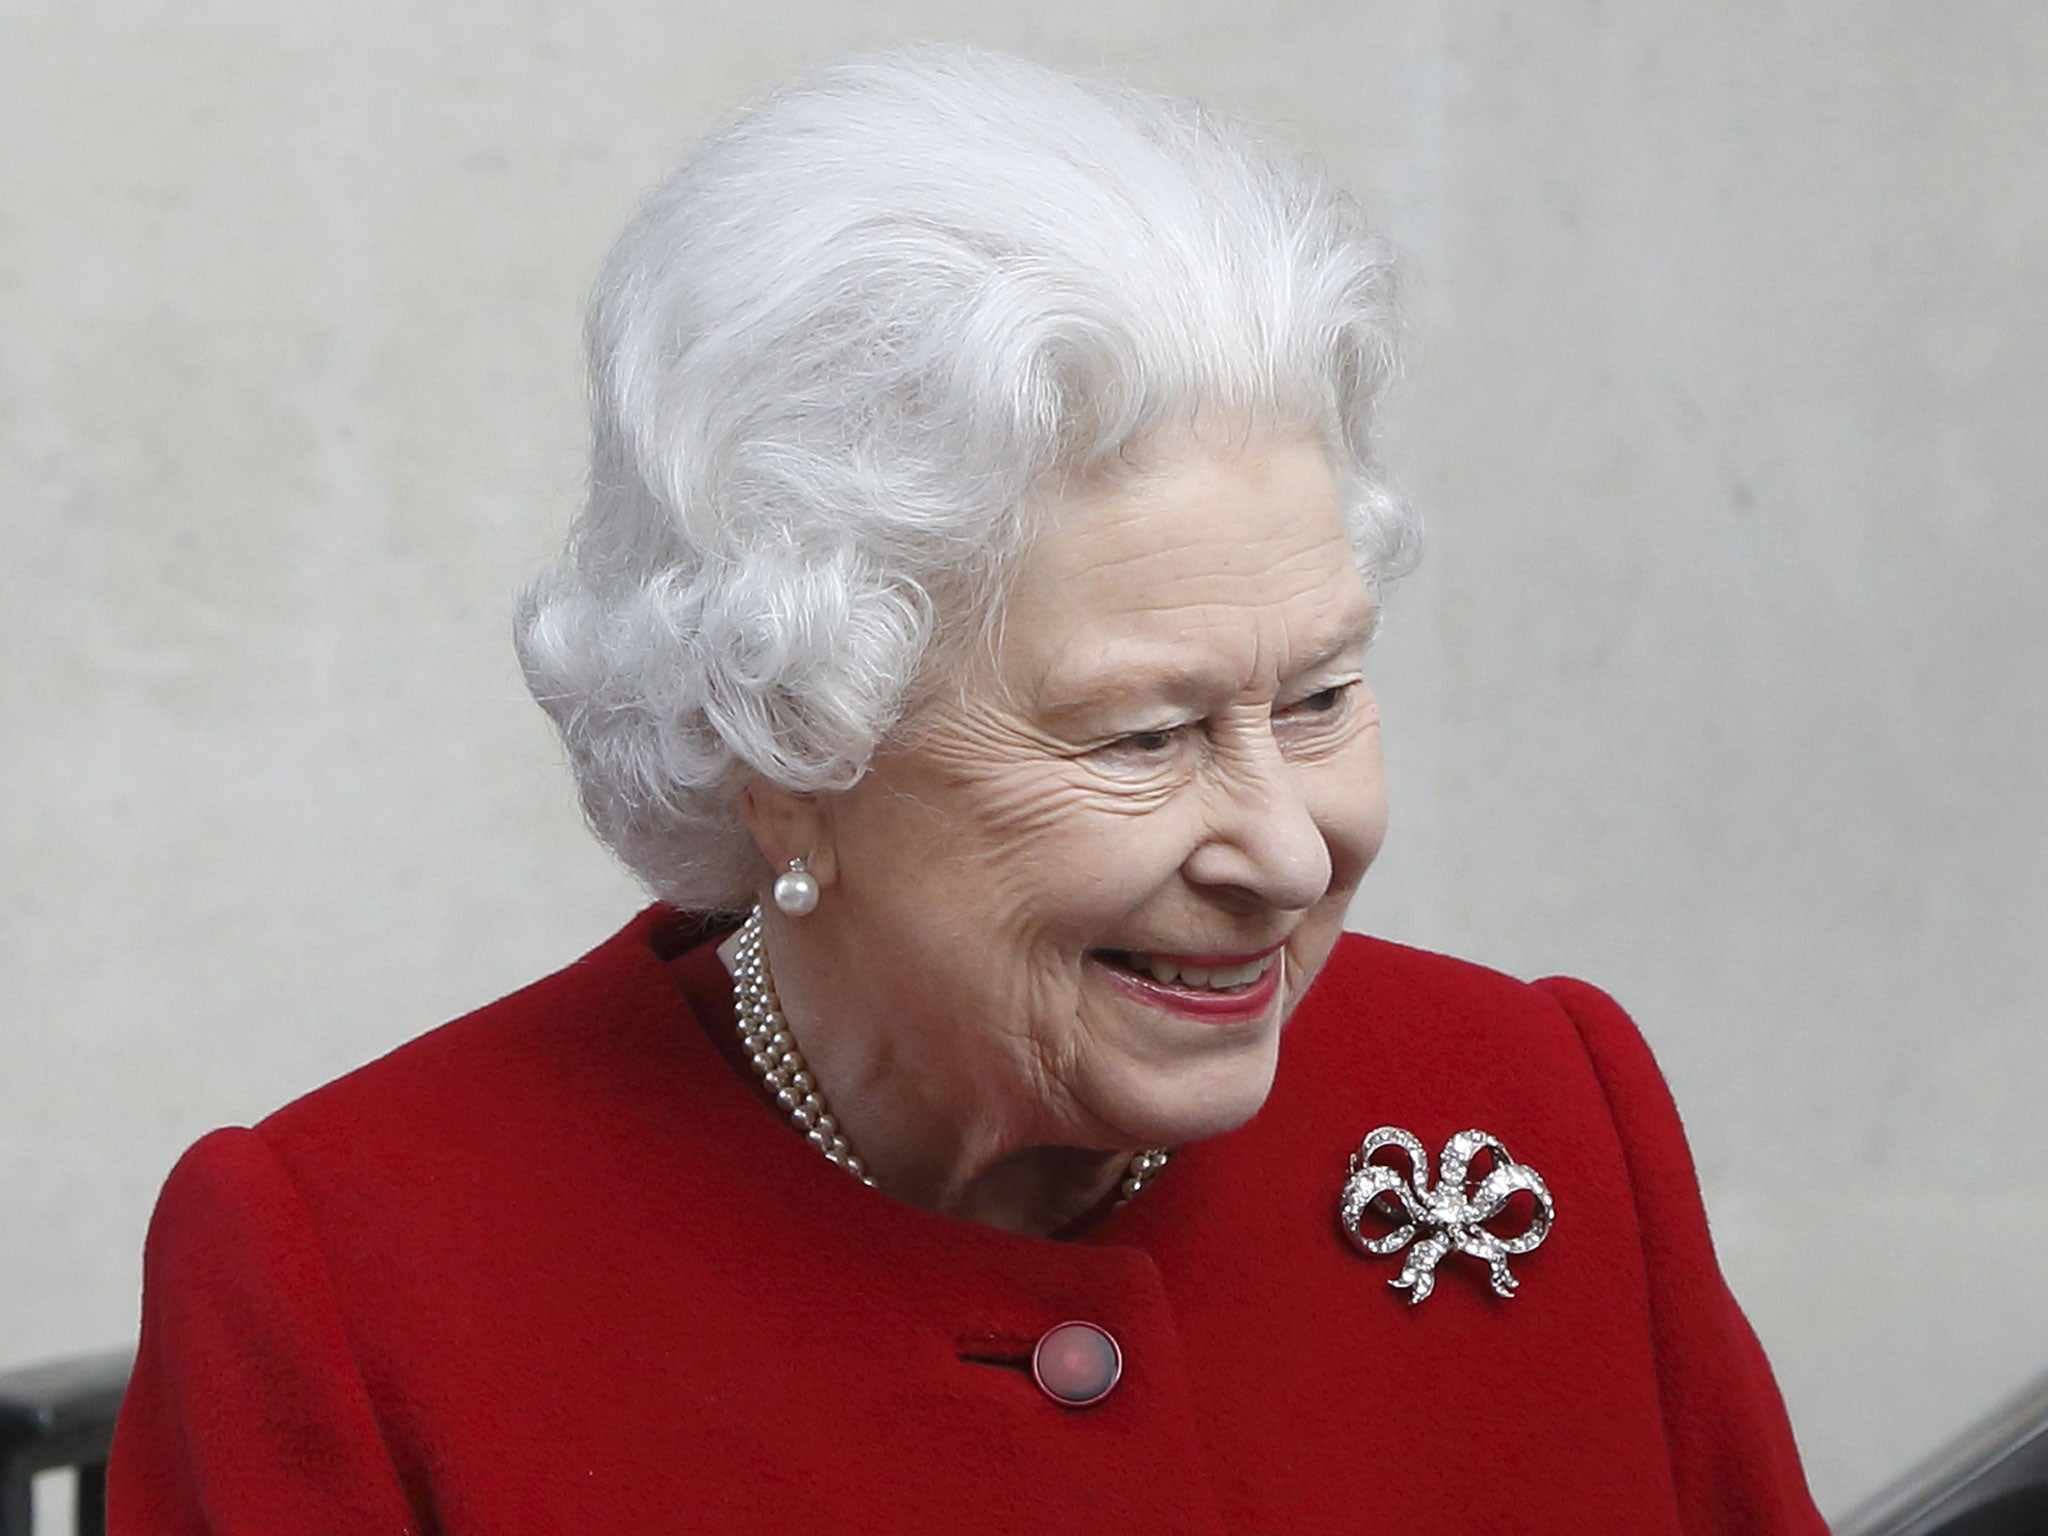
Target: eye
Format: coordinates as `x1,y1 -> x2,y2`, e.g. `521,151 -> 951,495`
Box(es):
1290,686 -> 1346,715
1116,726 -> 1180,754
1086,722 -> 1191,772
1280,682 -> 1354,718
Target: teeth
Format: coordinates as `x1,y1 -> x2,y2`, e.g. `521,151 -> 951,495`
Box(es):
1138,952 -> 1276,991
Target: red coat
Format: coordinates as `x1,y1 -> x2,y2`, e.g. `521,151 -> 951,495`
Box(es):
109,908 -> 1826,1534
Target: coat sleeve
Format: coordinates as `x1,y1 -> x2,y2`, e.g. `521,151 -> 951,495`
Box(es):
108,1128 -> 420,1536
1538,977 -> 1830,1536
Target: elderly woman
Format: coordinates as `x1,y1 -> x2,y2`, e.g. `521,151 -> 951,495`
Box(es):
109,45 -> 1825,1535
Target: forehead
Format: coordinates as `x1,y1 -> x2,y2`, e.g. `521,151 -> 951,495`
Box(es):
995,434 -> 1373,709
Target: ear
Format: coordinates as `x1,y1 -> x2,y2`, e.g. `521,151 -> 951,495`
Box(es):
735,777 -> 838,890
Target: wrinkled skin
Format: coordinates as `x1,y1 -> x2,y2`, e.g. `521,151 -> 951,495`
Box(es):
740,430 -> 1390,1233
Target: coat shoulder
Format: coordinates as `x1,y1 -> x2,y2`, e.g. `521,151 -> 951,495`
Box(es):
250,908 -> 706,1204
1295,929 -> 1636,1071
1262,932 -> 1669,1219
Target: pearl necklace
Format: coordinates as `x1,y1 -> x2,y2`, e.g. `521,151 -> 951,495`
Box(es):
729,907 -> 1172,1206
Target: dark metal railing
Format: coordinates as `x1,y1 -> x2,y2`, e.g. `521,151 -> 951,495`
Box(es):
1834,1366 -> 2048,1536
0,1351 -> 131,1536
6,1345 -> 2048,1534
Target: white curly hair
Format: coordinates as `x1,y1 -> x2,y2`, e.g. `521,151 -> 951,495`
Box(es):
515,43 -> 1418,914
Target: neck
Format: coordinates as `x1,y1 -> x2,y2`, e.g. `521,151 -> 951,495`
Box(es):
721,912 -> 1148,1239
882,1142 -> 1133,1237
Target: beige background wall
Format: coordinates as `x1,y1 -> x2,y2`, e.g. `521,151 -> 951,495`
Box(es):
4,1 -> 2043,1517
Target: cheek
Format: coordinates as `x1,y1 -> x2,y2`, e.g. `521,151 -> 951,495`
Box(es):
925,740 -> 1190,890
1310,737 -> 1390,892
1330,784 -> 1389,881
841,755 -> 1196,949
1286,762 -> 1384,1004
981,790 -> 1205,940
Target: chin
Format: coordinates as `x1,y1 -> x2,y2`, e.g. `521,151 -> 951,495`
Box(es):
1103,1046 -> 1283,1148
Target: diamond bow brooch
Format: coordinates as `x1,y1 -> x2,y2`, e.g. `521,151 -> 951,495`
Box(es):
1338,1126 -> 1555,1305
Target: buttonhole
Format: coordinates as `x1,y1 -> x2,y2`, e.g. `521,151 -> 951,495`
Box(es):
956,1332 -> 1034,1375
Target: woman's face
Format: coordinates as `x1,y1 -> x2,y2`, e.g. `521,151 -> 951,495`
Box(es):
811,430 -> 1388,1154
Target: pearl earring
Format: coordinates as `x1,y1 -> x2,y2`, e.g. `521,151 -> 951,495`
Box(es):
771,858 -> 820,917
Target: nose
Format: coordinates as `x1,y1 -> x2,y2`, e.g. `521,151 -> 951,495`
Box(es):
1181,734 -> 1331,912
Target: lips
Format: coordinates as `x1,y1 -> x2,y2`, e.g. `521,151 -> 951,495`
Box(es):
1091,942 -> 1287,1023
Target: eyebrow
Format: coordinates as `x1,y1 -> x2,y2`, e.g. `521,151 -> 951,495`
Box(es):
1037,603 -> 1380,723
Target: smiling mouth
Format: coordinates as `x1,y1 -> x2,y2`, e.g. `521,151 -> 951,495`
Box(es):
1092,947 -> 1282,993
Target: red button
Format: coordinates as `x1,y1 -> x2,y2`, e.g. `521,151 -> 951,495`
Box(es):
1031,1321 -> 1122,1407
